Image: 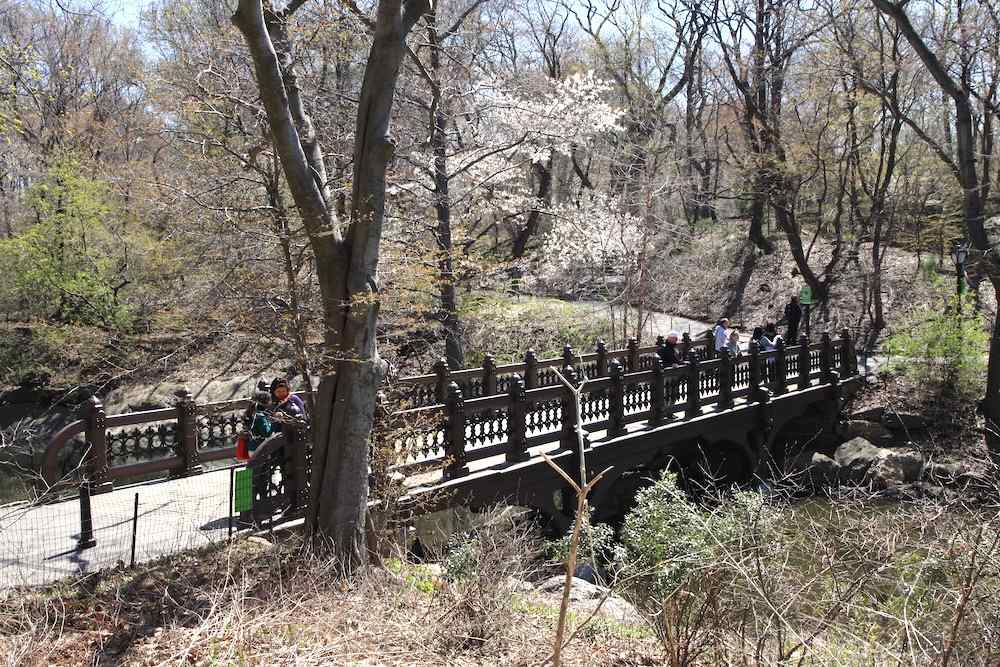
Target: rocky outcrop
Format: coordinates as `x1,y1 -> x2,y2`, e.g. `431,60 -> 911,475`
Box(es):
534,575 -> 644,626
795,437 -> 984,501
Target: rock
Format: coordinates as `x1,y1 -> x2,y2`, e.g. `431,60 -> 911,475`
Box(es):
871,450 -> 924,486
851,407 -> 885,422
246,536 -> 274,549
534,576 -> 643,625
924,461 -> 965,484
505,576 -> 535,594
881,412 -> 928,432
834,437 -> 883,481
809,453 -> 841,486
574,563 -> 598,584
841,420 -> 893,444
537,575 -> 604,601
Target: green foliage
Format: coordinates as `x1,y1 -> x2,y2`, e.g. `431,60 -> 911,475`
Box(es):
884,283 -> 987,402
615,471 -> 775,606
0,157 -> 162,328
545,511 -> 615,569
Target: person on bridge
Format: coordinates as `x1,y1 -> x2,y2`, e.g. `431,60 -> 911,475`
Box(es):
270,378 -> 307,421
751,326 -> 776,352
782,295 -> 802,342
658,331 -> 682,366
727,330 -> 743,358
713,318 -> 730,354
242,390 -> 275,455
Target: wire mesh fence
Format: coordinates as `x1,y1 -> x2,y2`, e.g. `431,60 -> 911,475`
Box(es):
0,464 -> 247,588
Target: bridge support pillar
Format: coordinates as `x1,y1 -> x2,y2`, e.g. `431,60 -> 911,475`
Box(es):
83,396 -> 113,494
608,361 -> 627,436
798,335 -> 810,390
505,375 -> 530,463
444,382 -> 469,479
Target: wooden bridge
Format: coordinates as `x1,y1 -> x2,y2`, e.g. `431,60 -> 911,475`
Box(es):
38,329 -> 861,536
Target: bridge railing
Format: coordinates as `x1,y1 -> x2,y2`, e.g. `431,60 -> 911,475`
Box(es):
393,329 -> 858,480
396,333 -> 714,409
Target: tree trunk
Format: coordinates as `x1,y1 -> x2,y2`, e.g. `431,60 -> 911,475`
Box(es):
234,0 -> 429,569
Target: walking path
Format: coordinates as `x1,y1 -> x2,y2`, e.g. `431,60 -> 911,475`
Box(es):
0,468 -> 236,588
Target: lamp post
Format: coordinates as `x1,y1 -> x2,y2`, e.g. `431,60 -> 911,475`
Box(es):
951,240 -> 968,301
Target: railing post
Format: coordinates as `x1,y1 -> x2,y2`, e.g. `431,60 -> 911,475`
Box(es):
172,388 -> 203,478
749,340 -> 762,399
798,334 -> 810,390
83,395 -> 112,493
505,375 -> 529,463
596,340 -> 608,377
482,354 -> 497,396
608,360 -> 627,436
288,423 -> 309,510
434,358 -> 450,404
686,356 -> 701,419
649,358 -> 666,426
840,328 -> 857,377
524,349 -> 538,389
627,337 -> 639,372
719,349 -> 734,409
559,366 -> 580,450
772,339 -> 787,395
820,331 -> 833,383
680,332 -> 692,360
444,382 -> 469,479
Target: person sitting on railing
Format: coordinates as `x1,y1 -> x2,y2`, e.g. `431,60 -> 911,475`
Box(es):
752,326 -> 776,352
658,331 -> 682,366
270,377 -> 307,422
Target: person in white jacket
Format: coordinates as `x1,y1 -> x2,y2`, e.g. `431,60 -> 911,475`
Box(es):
713,318 -> 731,353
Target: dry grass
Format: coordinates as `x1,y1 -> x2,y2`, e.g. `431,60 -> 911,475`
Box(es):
0,528 -> 657,666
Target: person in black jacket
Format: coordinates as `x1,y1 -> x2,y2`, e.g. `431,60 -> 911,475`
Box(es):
783,296 -> 802,342
658,331 -> 682,367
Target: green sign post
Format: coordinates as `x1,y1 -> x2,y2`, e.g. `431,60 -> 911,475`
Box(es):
799,285 -> 812,337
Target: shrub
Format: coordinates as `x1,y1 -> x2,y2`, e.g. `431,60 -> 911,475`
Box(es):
883,286 -> 987,403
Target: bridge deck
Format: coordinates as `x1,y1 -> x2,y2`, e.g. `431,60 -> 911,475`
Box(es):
0,468 -> 234,587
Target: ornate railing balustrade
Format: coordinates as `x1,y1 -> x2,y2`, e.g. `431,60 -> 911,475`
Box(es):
390,330 -> 859,480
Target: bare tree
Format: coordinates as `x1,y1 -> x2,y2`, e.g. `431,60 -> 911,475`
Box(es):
232,0 -> 429,568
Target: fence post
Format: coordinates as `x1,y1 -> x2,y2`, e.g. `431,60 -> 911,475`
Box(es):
719,349 -> 734,409
840,328 -> 857,377
77,479 -> 96,550
524,349 -> 538,389
596,340 -> 608,377
559,366 -> 580,450
798,334 -> 810,390
649,358 -> 666,426
820,331 -> 833,383
434,358 -> 450,404
83,395 -> 112,494
172,388 -> 203,478
130,492 -> 139,568
506,375 -> 529,463
772,339 -> 787,395
627,337 -> 639,372
686,356 -> 702,419
681,332 -> 693,361
482,354 -> 497,396
608,360 -> 627,436
444,382 -> 468,479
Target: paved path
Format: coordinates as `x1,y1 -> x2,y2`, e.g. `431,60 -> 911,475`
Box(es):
0,468 -> 237,588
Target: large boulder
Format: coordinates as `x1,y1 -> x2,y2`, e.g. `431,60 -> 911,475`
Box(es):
809,453 -> 841,487
535,576 -> 644,626
841,420 -> 893,444
833,438 -> 924,487
881,412 -> 928,433
834,437 -> 884,481
871,449 -> 924,486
